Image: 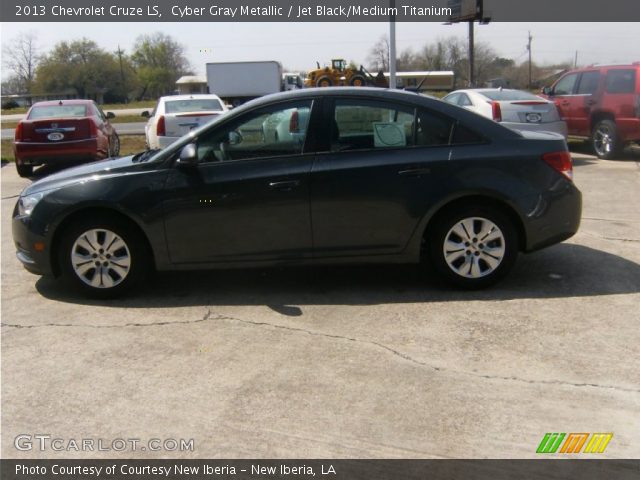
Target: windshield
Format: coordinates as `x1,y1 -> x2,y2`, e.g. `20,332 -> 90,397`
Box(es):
28,105 -> 88,119
480,90 -> 543,101
165,99 -> 223,114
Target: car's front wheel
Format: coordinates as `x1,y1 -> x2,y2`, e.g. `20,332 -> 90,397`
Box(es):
59,216 -> 149,297
428,206 -> 518,288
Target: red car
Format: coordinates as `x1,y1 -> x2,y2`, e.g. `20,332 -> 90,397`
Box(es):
542,63 -> 640,159
13,99 -> 120,177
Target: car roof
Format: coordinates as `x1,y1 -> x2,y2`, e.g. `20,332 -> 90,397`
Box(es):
159,94 -> 224,102
221,87 -> 522,141
450,88 -> 526,94
237,87 -> 434,110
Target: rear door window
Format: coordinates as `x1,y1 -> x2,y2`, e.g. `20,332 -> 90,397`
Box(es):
332,99 -> 415,151
605,69 -> 636,93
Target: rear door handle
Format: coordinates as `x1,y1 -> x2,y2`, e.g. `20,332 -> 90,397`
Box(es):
398,167 -> 431,177
269,180 -> 300,191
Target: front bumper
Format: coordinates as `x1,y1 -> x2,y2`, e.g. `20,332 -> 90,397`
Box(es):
12,207 -> 54,276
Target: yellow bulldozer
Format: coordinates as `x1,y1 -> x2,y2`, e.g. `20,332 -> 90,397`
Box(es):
305,59 -> 389,88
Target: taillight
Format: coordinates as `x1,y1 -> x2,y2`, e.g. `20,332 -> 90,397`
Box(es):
87,119 -> 98,137
289,110 -> 299,133
157,115 -> 166,136
14,122 -> 23,141
490,101 -> 502,122
543,151 -> 573,181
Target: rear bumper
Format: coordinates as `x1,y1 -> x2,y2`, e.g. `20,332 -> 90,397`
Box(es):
523,181 -> 582,252
503,120 -> 568,139
15,138 -> 100,165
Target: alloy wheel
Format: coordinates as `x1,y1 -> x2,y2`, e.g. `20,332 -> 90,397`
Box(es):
70,228 -> 131,288
442,217 -> 506,279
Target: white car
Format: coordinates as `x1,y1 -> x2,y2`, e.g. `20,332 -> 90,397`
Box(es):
144,94 -> 228,149
442,88 -> 568,138
261,106 -> 311,146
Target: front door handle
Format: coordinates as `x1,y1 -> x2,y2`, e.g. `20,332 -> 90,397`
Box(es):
269,180 -> 300,191
398,167 -> 431,177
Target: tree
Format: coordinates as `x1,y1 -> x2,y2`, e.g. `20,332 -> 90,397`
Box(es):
2,32 -> 40,94
131,33 -> 192,99
34,39 -> 129,102
367,35 -> 390,72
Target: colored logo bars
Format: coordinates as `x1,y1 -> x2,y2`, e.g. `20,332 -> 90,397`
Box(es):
536,433 -> 613,454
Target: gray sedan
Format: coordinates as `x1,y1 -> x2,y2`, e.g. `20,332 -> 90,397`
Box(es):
443,88 -> 568,139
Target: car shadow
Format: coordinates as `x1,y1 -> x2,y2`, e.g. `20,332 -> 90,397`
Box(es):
569,141 -> 640,161
35,243 -> 640,312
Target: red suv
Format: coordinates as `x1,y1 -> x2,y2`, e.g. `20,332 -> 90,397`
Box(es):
542,63 -> 640,159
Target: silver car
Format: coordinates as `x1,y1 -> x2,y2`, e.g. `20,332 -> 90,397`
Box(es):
443,88 -> 568,139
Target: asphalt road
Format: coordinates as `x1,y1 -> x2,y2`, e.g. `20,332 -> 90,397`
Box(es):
1,149 -> 639,459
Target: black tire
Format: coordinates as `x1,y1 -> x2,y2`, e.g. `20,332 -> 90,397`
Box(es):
316,76 -> 333,87
350,75 -> 366,87
428,205 -> 518,289
109,133 -> 121,157
591,119 -> 621,160
16,162 -> 33,178
58,215 -> 149,298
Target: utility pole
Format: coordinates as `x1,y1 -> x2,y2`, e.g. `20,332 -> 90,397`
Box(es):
526,31 -> 533,89
116,45 -> 127,102
468,21 -> 475,87
389,0 -> 397,89
574,51 -> 578,68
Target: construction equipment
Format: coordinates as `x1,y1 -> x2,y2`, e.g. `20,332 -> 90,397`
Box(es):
305,59 -> 388,88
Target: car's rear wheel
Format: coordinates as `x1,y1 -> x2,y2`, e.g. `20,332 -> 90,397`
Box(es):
59,216 -> 149,298
592,119 -> 621,159
16,162 -> 33,178
350,75 -> 366,87
109,133 -> 121,157
428,206 -> 518,288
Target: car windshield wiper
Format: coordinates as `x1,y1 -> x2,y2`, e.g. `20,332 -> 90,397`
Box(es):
132,149 -> 161,163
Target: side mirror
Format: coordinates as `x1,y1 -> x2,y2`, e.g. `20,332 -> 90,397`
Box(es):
106,111 -> 116,119
541,86 -> 552,96
177,143 -> 198,166
141,111 -> 150,118
228,131 -> 242,145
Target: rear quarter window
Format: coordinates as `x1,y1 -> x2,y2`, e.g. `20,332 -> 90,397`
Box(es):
605,69 -> 637,94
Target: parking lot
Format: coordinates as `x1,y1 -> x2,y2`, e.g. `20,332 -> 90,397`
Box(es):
1,147 -> 639,458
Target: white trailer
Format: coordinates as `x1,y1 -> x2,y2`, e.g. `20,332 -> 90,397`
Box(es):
206,61 -> 283,106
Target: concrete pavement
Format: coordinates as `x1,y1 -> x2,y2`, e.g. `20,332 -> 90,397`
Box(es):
1,150 -> 639,459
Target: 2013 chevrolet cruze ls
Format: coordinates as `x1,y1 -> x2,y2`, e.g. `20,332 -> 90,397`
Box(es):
13,88 -> 582,297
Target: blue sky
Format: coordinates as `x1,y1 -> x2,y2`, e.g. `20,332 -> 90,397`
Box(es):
2,22 -> 638,78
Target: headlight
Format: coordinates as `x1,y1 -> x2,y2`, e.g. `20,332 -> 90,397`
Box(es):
18,192 -> 44,216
